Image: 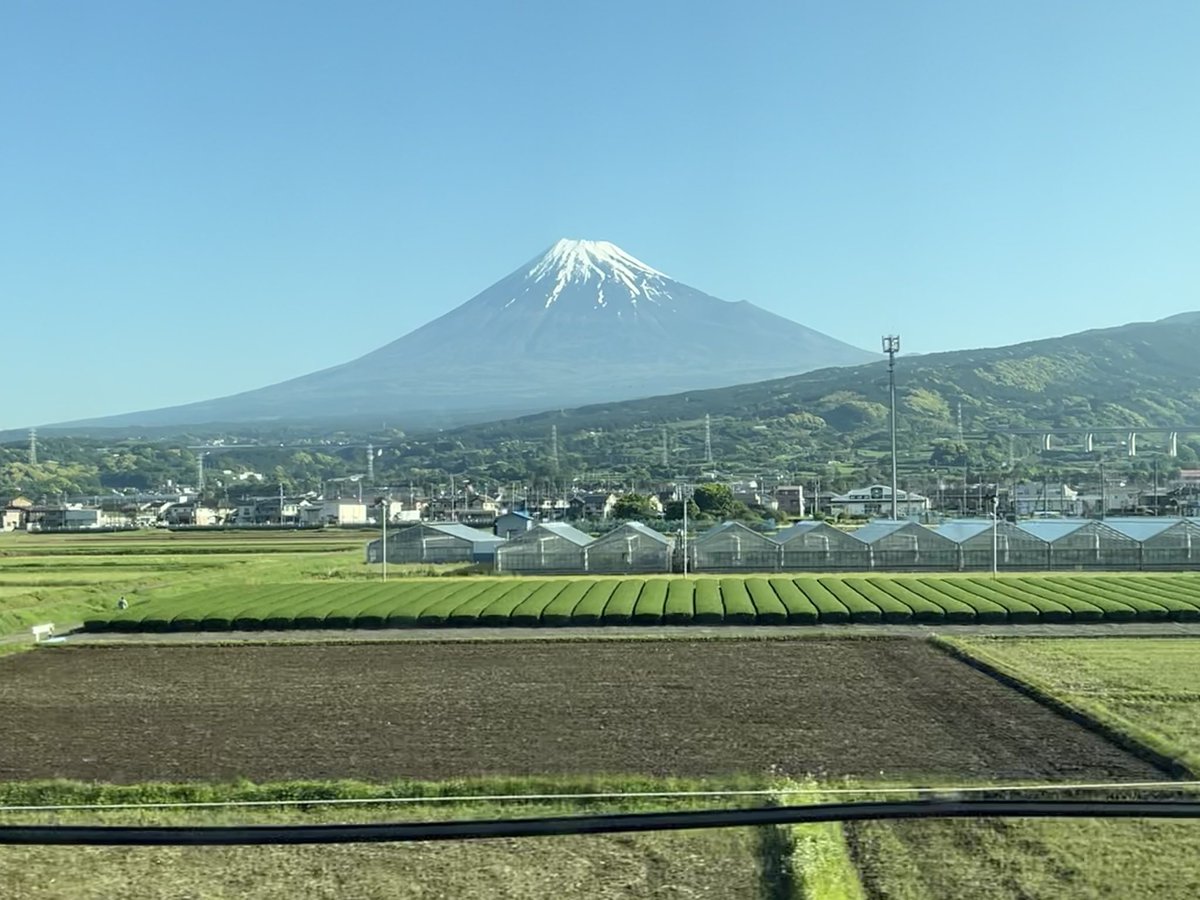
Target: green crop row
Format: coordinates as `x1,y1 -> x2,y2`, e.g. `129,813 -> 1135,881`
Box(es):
79,574 -> 1200,633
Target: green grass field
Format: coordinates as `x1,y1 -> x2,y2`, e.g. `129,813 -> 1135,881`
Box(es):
0,787 -> 773,900
946,636 -> 1200,773
0,530 -> 466,637
84,572 -> 1200,632
847,636 -> 1200,898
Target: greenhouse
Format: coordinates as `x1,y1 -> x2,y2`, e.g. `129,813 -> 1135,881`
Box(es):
495,522 -> 593,574
587,522 -> 672,574
1104,517 -> 1200,569
849,520 -> 959,570
365,522 -> 505,565
933,519 -> 1050,570
691,521 -> 780,572
1016,519 -> 1140,569
775,521 -> 866,570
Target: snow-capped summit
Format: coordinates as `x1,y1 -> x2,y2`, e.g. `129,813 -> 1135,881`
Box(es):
66,238 -> 877,429
513,238 -> 670,310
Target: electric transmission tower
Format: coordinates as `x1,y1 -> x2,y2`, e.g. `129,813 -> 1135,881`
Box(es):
28,428 -> 37,465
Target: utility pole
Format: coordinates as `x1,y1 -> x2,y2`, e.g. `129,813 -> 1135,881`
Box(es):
381,493 -> 388,582
704,414 -> 713,467
1153,457 -> 1159,516
882,336 -> 900,520
367,443 -> 375,483
1099,458 -> 1106,520
991,494 -> 999,578
550,425 -> 559,472
681,481 -> 690,575
197,453 -> 205,495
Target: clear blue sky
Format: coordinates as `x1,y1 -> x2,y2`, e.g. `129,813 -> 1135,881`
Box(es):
3,1 -> 1198,428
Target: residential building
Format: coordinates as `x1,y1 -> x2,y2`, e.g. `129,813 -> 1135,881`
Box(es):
494,510 -> 534,540
2,497 -> 32,531
774,486 -> 806,517
568,491 -> 618,520
1012,483 -> 1082,517
160,503 -> 218,526
37,506 -> 104,530
830,485 -> 930,518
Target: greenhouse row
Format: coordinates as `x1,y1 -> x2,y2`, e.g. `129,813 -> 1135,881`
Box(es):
366,517 -> 1200,573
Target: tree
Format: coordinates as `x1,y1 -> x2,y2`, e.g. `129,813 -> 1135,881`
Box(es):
662,498 -> 700,521
692,483 -> 735,518
611,492 -> 656,521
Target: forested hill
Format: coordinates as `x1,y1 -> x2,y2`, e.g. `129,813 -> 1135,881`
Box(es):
7,313 -> 1200,498
427,313 -> 1200,476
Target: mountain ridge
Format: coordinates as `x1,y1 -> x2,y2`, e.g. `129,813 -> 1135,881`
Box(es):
54,239 -> 876,431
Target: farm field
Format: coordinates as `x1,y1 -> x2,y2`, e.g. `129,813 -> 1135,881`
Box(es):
0,799 -> 771,900
844,636 -> 1200,898
946,636 -> 1200,773
847,816 -> 1200,899
86,572 -> 1200,632
0,530 -> 461,638
0,528 -> 373,557
0,639 -> 1158,782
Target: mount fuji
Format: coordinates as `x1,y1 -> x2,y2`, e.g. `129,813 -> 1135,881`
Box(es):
64,239 -> 876,430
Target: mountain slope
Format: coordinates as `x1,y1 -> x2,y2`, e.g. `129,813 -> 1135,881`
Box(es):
392,312 -> 1200,477
62,239 -> 875,430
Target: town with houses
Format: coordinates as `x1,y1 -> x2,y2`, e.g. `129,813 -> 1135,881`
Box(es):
7,468 -> 1200,575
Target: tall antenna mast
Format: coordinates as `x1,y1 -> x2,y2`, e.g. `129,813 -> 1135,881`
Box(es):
28,428 -> 37,465
704,414 -> 713,466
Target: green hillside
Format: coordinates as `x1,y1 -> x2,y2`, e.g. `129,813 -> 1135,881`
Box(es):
386,313 -> 1200,482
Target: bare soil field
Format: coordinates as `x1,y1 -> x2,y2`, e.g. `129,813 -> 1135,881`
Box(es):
0,639 -> 1160,783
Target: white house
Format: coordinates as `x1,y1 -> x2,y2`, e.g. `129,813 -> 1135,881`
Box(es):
830,485 -> 929,518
